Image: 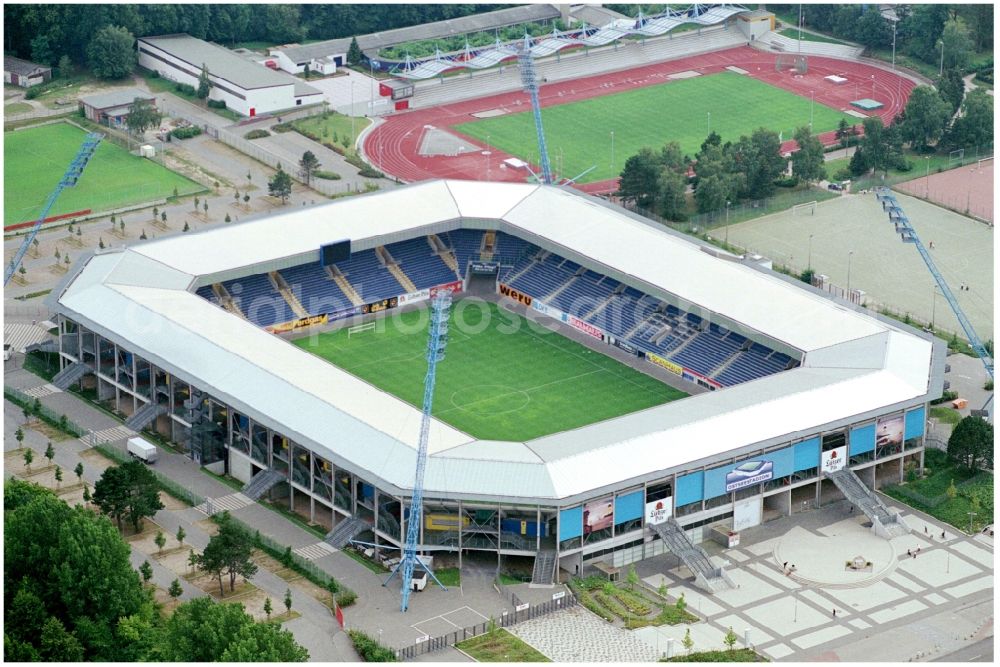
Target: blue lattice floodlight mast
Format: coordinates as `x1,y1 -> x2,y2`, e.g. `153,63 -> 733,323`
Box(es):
4,132 -> 103,286
518,47 -> 553,185
874,187 -> 993,378
384,294 -> 452,612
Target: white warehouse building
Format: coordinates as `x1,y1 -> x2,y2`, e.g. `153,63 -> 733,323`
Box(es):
138,34 -> 323,117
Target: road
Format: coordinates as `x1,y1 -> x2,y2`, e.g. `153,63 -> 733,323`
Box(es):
932,637 -> 994,662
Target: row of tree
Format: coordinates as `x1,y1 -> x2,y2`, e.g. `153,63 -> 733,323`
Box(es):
616,125 -> 823,218
4,4 -> 501,70
779,4 -> 991,69
4,474 -> 308,661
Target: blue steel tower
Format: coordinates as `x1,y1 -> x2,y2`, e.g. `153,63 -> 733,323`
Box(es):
384,293 -> 452,611
5,132 -> 103,285
518,47 -> 553,185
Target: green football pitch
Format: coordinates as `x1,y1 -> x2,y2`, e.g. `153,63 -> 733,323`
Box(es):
454,72 -> 854,183
294,301 -> 687,441
4,122 -> 203,228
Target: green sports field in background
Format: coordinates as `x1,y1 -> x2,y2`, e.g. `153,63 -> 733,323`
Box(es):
454,72 -> 854,183
4,122 -> 203,228
294,301 -> 687,441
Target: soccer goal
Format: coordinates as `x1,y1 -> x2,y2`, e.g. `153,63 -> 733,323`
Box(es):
792,201 -> 817,216
775,54 -> 808,75
976,156 -> 994,170
949,148 -> 965,166
348,322 -> 376,339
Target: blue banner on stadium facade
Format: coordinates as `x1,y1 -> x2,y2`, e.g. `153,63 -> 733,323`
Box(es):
327,306 -> 362,322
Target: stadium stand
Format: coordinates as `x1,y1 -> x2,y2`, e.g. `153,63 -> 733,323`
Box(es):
196,230 -> 797,385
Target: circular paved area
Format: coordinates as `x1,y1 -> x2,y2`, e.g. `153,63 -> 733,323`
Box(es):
774,520 -> 897,587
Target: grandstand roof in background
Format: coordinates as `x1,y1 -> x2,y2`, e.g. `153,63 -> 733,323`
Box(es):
274,4 -> 561,63
54,181 -> 937,503
569,5 -> 629,26
139,34 -> 320,95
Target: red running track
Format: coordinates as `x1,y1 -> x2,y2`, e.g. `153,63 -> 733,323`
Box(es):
363,46 -> 916,194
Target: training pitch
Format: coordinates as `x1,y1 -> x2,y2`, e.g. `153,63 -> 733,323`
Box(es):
294,301 -> 687,441
453,72 -> 853,183
4,122 -> 203,227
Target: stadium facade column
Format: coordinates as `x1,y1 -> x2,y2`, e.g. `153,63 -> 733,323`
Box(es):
536,507 -> 542,552
457,500 -> 463,571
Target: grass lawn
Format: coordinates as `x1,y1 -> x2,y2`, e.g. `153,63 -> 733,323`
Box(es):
883,449 -> 993,533
666,648 -> 765,662
456,628 -> 550,662
929,406 -> 962,425
454,72 -> 854,183
294,302 -> 686,441
777,28 -> 849,45
291,112 -> 372,154
5,101 -> 32,114
432,567 -> 461,587
4,122 -> 203,227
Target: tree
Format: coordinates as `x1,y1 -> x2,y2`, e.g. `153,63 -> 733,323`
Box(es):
616,147 -> 661,208
197,63 -> 211,99
57,54 -> 74,78
682,628 -> 695,654
182,222 -> 190,233
44,441 -> 55,466
790,126 -> 827,183
7,586 -> 48,645
946,478 -> 957,499
92,461 -> 164,532
940,18 -> 974,71
854,8 -> 891,49
177,525 -> 186,546
168,578 -> 183,600
303,63 -> 311,79
139,560 -> 154,584
243,193 -> 251,206
224,213 -> 231,223
283,587 -> 292,615
903,5 -> 949,64
193,196 -> 200,213
17,426 -> 27,450
161,211 -> 167,224
268,166 -> 293,204
676,592 -> 687,611
264,596 -> 273,620
730,128 -> 786,200
900,86 -> 951,149
54,465 -> 63,490
220,620 -> 310,661
126,98 -> 162,136
203,201 -> 208,217
948,89 -> 993,149
298,150 -> 321,185
626,563 -> 639,591
937,69 -> 965,115
39,616 -> 85,662
657,169 -> 687,220
197,511 -> 258,596
30,34 -> 57,66
948,416 -> 994,471
188,548 -> 198,575
724,626 -> 738,651
159,597 -> 253,661
657,582 -> 668,599
86,25 -> 137,79
155,529 -> 167,553
99,237 -> 105,250
347,36 -> 363,65
855,116 -> 905,177
82,483 -> 91,506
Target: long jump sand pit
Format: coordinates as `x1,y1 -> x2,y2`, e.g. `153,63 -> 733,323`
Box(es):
895,160 -> 994,223
727,192 -> 993,339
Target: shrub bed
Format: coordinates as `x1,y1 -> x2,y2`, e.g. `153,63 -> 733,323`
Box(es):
347,629 -> 396,662
171,126 -> 203,140
244,129 -> 270,139
314,169 -> 341,180
613,588 -> 653,616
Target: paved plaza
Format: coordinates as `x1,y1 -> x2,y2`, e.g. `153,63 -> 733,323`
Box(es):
511,605 -> 658,662
632,501 -> 993,662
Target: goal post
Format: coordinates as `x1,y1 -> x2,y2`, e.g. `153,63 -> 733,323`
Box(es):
976,156 -> 994,170
792,201 -> 817,216
775,53 -> 808,75
949,148 -> 965,166
348,322 -> 376,338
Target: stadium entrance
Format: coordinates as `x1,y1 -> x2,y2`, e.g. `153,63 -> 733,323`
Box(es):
464,260 -> 500,295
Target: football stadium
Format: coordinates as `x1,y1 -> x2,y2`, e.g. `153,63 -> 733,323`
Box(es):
49,180 -> 943,583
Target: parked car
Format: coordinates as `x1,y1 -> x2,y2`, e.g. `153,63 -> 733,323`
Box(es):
827,182 -> 843,191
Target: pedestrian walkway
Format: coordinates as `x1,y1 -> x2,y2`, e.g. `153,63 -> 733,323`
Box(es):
294,541 -> 339,561
197,492 -> 253,515
88,424 -> 136,443
21,383 -> 61,398
511,605 -> 658,662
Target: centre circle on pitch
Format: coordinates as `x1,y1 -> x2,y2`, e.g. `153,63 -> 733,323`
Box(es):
450,384 -> 530,415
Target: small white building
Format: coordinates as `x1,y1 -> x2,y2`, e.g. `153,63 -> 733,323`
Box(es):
137,34 -> 323,117
267,46 -> 346,76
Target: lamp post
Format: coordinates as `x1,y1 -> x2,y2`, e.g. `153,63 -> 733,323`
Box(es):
351,80 -> 356,143
808,234 -> 814,271
931,285 -> 939,329
847,250 -> 854,293
610,130 -> 615,170
809,91 -> 814,129
724,200 -> 731,246
925,156 -> 931,196
938,39 -> 944,77
968,511 -> 977,533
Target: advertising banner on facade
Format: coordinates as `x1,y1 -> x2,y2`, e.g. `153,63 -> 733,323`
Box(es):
645,498 -> 672,525
821,446 -> 847,474
610,336 -> 640,356
566,314 -> 605,341
647,352 -> 683,376
328,306 -> 362,322
498,283 -> 533,307
398,288 -> 430,305
876,414 -> 904,448
733,498 -> 762,531
725,460 -> 774,492
685,367 -> 723,390
361,297 -> 398,314
267,313 -> 328,334
583,496 -> 613,535
470,261 -> 500,274
431,280 -> 463,297
531,300 -> 560,319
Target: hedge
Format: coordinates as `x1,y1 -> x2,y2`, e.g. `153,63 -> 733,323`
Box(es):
244,129 -> 270,140
347,629 -> 397,662
314,170 -> 341,180
171,126 -> 203,140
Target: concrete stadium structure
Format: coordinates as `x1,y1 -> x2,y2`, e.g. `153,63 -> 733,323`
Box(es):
49,181 -> 943,582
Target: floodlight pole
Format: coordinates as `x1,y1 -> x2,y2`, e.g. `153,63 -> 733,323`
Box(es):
846,250 -> 854,293
808,234 -> 814,270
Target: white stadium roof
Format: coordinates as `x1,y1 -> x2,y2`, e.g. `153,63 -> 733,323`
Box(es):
55,181 -> 937,503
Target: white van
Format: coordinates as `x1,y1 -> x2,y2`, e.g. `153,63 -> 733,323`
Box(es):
127,437 -> 158,464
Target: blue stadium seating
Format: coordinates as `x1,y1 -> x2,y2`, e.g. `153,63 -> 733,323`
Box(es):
196,228 -> 797,385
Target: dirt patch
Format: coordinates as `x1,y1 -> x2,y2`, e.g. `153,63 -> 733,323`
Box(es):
159,490 -> 189,510
152,586 -> 184,615
195,518 -> 221,536
79,447 -> 115,472
157,546 -> 200,578
58,485 -> 88,507
291,574 -> 336,609
27,420 -> 74,442
187,571 -> 257,600
123,520 -> 162,544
